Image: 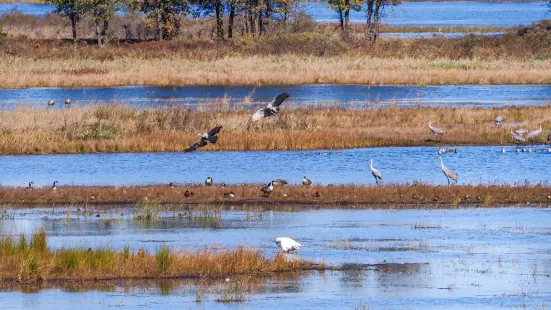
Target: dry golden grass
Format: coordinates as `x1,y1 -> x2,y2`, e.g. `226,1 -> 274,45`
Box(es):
1,184 -> 551,206
2,54 -> 550,88
0,231 -> 320,285
0,104 -> 549,154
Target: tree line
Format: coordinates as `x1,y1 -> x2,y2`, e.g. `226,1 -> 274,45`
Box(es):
46,0 -> 401,45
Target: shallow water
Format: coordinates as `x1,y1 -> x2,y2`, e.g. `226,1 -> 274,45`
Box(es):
1,207 -> 550,309
305,1 -> 547,26
2,84 -> 551,109
0,146 -> 550,187
381,31 -> 504,39
1,1 -> 547,27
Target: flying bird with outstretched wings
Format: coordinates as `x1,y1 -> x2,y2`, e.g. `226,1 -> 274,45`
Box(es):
251,93 -> 290,122
184,125 -> 223,152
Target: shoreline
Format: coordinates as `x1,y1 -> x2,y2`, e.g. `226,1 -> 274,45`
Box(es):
2,184 -> 551,207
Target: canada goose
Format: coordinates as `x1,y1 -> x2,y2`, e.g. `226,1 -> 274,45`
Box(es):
251,93 -> 290,122
223,192 -> 235,198
65,98 -> 71,105
302,176 -> 312,186
27,182 -> 34,190
168,182 -> 175,188
47,100 -> 55,106
185,125 -> 223,152
184,190 -> 194,198
274,237 -> 302,253
261,181 -> 274,197
205,177 -> 213,186
272,179 -> 288,186
312,191 -> 320,198
52,181 -> 58,191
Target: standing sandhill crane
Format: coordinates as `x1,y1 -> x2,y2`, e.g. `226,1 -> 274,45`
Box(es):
251,93 -> 290,122
437,156 -> 458,186
302,176 -> 312,186
205,177 -> 213,186
510,128 -> 526,144
527,125 -> 542,140
495,115 -> 504,127
515,128 -> 528,135
370,159 -> 383,185
52,181 -> 58,191
428,121 -> 445,142
65,98 -> 71,105
48,100 -> 55,106
274,237 -> 302,253
261,181 -> 274,197
184,125 -> 223,152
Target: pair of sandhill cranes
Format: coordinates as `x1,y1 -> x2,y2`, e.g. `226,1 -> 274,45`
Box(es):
370,157 -> 458,186
432,117 -> 546,144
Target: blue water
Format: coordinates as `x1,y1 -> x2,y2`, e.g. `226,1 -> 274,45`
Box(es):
1,1 -> 548,27
2,85 -> 551,109
0,146 -> 549,187
0,207 -> 550,309
304,1 -> 548,26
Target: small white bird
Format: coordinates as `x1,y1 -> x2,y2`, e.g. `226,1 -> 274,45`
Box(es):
275,237 -> 302,253
495,115 -> 504,127
370,159 -> 383,185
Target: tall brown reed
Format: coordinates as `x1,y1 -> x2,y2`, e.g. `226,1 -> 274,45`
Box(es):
0,104 -> 549,154
0,231 -> 319,284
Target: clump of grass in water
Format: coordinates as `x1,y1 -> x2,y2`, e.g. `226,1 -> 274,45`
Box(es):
411,222 -> 442,229
0,232 -> 320,284
156,247 -> 170,273
216,282 -> 247,303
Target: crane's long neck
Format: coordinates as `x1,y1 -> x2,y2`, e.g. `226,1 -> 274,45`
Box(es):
439,157 -> 445,170
370,159 -> 373,169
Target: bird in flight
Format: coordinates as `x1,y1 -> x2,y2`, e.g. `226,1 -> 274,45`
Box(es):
184,125 -> 223,152
250,93 -> 290,122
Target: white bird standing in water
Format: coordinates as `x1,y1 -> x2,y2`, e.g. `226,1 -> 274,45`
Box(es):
275,237 -> 302,253
370,159 -> 383,185
437,156 -> 458,186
